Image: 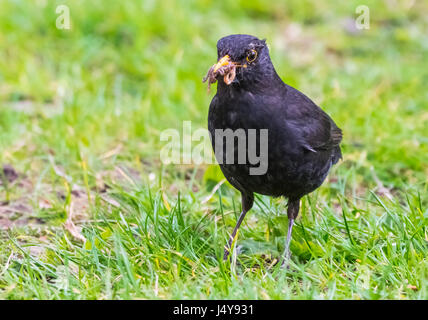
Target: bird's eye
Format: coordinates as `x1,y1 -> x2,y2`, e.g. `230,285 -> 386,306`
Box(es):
246,49 -> 258,63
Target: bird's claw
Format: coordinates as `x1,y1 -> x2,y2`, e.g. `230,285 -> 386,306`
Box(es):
223,247 -> 230,261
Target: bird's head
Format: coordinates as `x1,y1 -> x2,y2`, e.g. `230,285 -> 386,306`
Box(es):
203,34 -> 277,92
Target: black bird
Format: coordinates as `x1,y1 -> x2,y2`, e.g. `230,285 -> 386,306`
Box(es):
204,34 -> 343,263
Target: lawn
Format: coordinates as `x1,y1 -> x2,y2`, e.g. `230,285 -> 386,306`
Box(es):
0,0 -> 427,299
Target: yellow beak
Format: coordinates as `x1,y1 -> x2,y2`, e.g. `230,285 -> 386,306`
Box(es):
213,55 -> 231,72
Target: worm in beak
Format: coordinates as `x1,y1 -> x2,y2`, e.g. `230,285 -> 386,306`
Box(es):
203,55 -> 246,91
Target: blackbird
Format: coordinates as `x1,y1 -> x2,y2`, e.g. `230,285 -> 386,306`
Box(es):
204,34 -> 343,263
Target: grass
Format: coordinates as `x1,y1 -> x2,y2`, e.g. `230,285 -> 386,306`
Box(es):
0,0 -> 427,299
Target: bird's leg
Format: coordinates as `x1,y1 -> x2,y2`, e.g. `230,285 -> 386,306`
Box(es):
223,192 -> 254,261
283,218 -> 295,261
281,199 -> 300,267
223,210 -> 247,261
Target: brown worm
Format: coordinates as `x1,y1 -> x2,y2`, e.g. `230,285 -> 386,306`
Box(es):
202,62 -> 237,91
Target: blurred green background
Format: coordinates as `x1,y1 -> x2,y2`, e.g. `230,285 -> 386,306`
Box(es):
0,0 -> 427,299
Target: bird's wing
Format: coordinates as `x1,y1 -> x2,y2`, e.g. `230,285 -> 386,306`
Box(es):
283,86 -> 342,154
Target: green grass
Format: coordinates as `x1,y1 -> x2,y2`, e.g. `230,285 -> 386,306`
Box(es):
0,0 -> 427,299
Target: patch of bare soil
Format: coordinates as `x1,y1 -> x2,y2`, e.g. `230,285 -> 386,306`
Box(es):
0,165 -> 40,230
0,164 -> 19,185
0,202 -> 39,230
0,161 -> 183,241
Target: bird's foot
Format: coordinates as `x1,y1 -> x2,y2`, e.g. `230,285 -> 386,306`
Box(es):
223,244 -> 242,261
280,254 -> 291,270
223,247 -> 230,261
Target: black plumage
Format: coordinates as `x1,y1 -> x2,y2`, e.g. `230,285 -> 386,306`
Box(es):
205,34 -> 342,263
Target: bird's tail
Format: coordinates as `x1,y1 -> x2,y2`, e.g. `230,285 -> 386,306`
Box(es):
332,146 -> 342,165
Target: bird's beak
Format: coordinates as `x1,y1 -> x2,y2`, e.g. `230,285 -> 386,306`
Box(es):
213,55 -> 232,72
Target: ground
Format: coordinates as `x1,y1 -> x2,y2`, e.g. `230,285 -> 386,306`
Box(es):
0,0 -> 427,299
